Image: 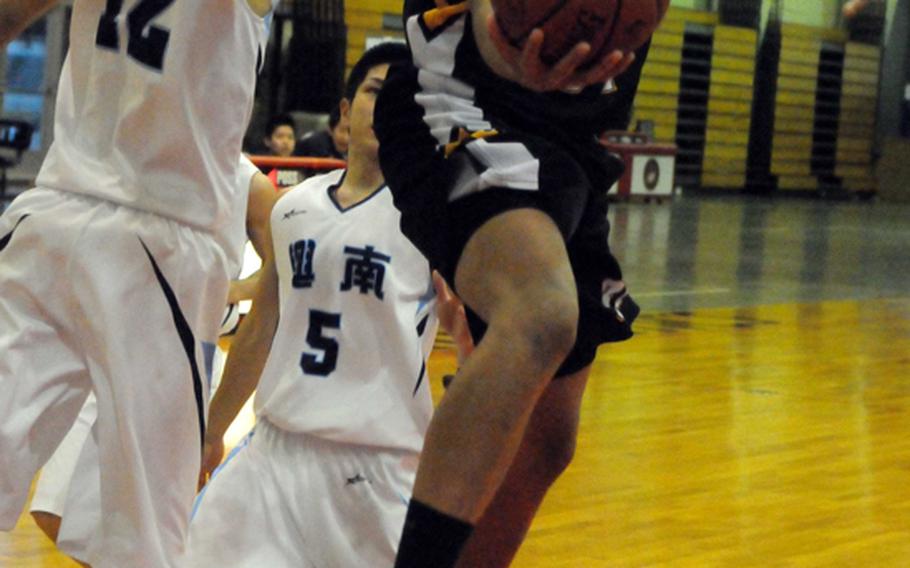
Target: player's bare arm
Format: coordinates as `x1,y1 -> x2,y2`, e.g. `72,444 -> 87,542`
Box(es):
0,0 -> 58,47
228,171 -> 278,304
471,0 -> 634,92
433,271 -> 474,366
246,172 -> 278,260
200,224 -> 281,486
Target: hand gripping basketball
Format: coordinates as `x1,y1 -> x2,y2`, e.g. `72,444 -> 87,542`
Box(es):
492,0 -> 670,66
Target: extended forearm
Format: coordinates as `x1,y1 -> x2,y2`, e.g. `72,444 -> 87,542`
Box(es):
227,272 -> 260,305
206,303 -> 277,441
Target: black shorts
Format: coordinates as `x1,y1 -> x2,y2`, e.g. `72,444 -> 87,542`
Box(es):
375,64 -> 639,376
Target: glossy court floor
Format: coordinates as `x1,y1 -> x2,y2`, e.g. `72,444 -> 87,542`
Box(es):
2,194 -> 908,567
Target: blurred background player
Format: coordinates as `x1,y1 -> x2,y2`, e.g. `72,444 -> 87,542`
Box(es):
26,155 -> 277,566
186,42 -> 469,567
260,113 -> 309,187
0,1 -> 57,45
0,1 -> 276,566
295,104 -> 349,159
374,1 -> 651,566
842,0 -> 872,18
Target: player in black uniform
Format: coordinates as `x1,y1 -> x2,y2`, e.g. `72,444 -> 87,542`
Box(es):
374,1 -> 651,566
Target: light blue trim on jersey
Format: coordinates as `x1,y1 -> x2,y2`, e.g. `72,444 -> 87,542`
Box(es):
201,341 -> 217,388
191,426 -> 257,520
265,0 -> 280,32
415,273 -> 436,318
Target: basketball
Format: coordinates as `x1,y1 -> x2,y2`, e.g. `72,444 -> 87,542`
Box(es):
492,0 -> 671,65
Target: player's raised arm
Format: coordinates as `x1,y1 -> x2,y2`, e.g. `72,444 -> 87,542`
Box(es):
200,219 -> 281,487
0,0 -> 58,47
470,0 -> 635,92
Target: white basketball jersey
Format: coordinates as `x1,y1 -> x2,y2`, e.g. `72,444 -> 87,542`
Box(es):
255,170 -> 437,453
218,154 -> 262,278
36,0 -> 272,235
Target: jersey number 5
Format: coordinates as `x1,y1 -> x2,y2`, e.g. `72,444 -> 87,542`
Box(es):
301,310 -> 341,377
96,0 -> 176,71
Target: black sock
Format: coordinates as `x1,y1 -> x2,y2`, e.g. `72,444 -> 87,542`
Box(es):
394,498 -> 474,568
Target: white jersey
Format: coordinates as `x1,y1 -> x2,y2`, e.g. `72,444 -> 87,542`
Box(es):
256,170 -> 436,453
219,154 -> 263,277
36,0 -> 272,235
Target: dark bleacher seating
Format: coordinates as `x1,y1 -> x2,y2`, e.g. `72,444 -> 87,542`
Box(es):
0,119 -> 34,202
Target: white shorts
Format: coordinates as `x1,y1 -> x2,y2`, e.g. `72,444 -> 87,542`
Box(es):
186,419 -> 418,568
26,307 -> 237,564
29,394 -> 101,565
0,187 -> 229,567
29,395 -> 98,518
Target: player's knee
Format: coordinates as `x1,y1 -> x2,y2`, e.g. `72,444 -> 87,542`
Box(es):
513,295 -> 579,369
30,511 -> 61,543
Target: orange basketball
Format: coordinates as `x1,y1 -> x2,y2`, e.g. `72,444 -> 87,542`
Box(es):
492,0 -> 670,65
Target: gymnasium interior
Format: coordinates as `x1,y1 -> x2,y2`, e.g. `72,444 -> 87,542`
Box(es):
1,0 -> 908,565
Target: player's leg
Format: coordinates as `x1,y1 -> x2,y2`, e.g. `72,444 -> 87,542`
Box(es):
0,190 -> 92,530
455,366 -> 591,567
396,206 -> 580,567
416,207 -> 579,519
452,179 -> 638,566
31,512 -> 61,543
375,62 -> 621,567
70,202 -> 227,566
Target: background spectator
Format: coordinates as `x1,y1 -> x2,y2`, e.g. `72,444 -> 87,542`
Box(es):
262,113 -> 296,158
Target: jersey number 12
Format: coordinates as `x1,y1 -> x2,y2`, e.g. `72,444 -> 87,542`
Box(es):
96,0 -> 176,71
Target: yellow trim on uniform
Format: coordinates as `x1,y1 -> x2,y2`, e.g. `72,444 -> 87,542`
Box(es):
444,127 -> 500,158
424,2 -> 469,31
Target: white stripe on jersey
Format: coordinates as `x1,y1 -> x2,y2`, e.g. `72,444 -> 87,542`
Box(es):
409,14 -> 489,146
254,170 -> 436,453
407,13 -> 541,199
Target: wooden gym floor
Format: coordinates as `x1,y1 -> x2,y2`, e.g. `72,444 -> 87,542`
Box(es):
2,195 -> 908,566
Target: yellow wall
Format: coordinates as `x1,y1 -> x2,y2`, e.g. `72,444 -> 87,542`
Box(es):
702,25 -> 757,189
341,1 -> 885,193
344,0 -> 404,76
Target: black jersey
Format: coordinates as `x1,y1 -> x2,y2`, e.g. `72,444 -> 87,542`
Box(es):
404,0 -> 649,138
